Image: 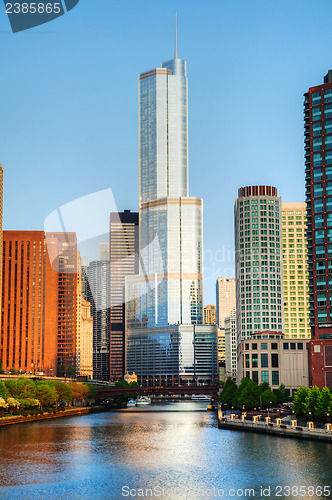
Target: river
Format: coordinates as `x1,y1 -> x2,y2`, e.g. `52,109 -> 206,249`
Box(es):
0,402 -> 331,499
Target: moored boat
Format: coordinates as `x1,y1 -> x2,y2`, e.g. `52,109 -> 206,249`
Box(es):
136,396 -> 152,406
127,399 -> 137,407
191,395 -> 212,401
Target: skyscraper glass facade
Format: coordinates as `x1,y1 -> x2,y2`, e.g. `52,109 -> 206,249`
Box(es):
126,52 -> 217,385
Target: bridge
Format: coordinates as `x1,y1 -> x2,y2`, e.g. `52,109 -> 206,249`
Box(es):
98,385 -> 219,398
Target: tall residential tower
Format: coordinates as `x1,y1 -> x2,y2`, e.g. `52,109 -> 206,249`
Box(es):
234,186 -> 284,347
125,33 -> 217,386
305,71 -> 332,388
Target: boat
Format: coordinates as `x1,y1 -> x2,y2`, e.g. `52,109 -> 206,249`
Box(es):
191,395 -> 212,401
136,396 -> 151,406
127,399 -> 137,407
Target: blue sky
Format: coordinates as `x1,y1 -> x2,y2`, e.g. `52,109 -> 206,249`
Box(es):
1,0 -> 332,304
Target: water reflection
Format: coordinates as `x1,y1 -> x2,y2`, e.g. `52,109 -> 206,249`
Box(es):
0,402 -> 331,499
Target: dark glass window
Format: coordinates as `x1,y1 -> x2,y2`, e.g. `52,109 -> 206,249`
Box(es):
283,343 -> 289,350
245,354 -> 250,368
271,343 -> 278,350
297,343 -> 303,350
272,371 -> 279,386
252,371 -> 258,383
252,343 -> 257,350
261,353 -> 268,368
252,354 -> 258,368
271,353 -> 279,368
245,343 -> 249,350
290,342 -> 296,350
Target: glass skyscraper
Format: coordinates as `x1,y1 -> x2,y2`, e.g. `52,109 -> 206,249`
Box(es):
126,50 -> 217,386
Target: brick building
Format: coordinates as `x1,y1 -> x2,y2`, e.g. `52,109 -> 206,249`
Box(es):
1,231 -> 58,374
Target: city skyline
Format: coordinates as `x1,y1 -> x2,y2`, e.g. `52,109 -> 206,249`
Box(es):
2,1 -> 332,304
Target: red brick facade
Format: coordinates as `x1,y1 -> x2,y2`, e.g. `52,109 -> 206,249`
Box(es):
310,339 -> 332,388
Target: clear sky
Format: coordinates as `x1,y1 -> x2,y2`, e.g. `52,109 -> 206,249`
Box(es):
1,0 -> 332,304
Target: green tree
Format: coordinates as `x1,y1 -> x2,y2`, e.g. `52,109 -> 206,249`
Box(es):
219,377 -> 237,406
35,383 -> 57,411
17,379 -> 36,398
293,386 -> 310,416
51,381 -> 73,408
86,384 -> 98,404
115,379 -> 130,388
305,386 -> 320,418
0,360 -> 4,374
274,384 -> 289,404
4,380 -> 18,397
5,379 -> 36,399
0,381 -> 8,399
315,387 -> 332,420
261,388 -> 278,408
235,378 -> 261,410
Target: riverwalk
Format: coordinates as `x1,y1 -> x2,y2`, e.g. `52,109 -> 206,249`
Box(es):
0,405 -> 108,426
218,406 -> 332,443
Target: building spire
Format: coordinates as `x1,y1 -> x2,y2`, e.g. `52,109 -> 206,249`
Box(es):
175,11 -> 178,59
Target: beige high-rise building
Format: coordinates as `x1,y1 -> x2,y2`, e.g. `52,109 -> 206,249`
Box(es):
282,202 -> 310,338
217,328 -> 225,363
225,315 -> 237,380
76,257 -> 93,379
0,165 -> 3,340
204,304 -> 216,325
79,297 -> 93,379
216,277 -> 236,329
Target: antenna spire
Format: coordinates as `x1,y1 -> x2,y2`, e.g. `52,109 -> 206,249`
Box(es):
175,11 -> 178,59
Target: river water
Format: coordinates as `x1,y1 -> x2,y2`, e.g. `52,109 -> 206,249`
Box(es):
0,402 -> 331,499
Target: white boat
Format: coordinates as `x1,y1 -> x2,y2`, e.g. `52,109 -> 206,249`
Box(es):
191,395 -> 212,401
136,396 -> 151,406
127,399 -> 137,407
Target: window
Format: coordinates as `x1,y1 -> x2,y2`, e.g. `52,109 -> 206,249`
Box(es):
313,123 -> 322,136
261,343 -> 268,350
271,353 -> 279,368
261,353 -> 268,368
252,343 -> 257,350
271,343 -> 278,350
261,371 -> 269,384
245,354 -> 250,368
313,140 -> 323,152
290,342 -> 296,350
297,343 -> 303,350
245,343 -> 249,350
272,371 -> 279,386
313,91 -> 321,103
252,354 -> 258,368
283,342 -> 289,350
252,371 -> 258,383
